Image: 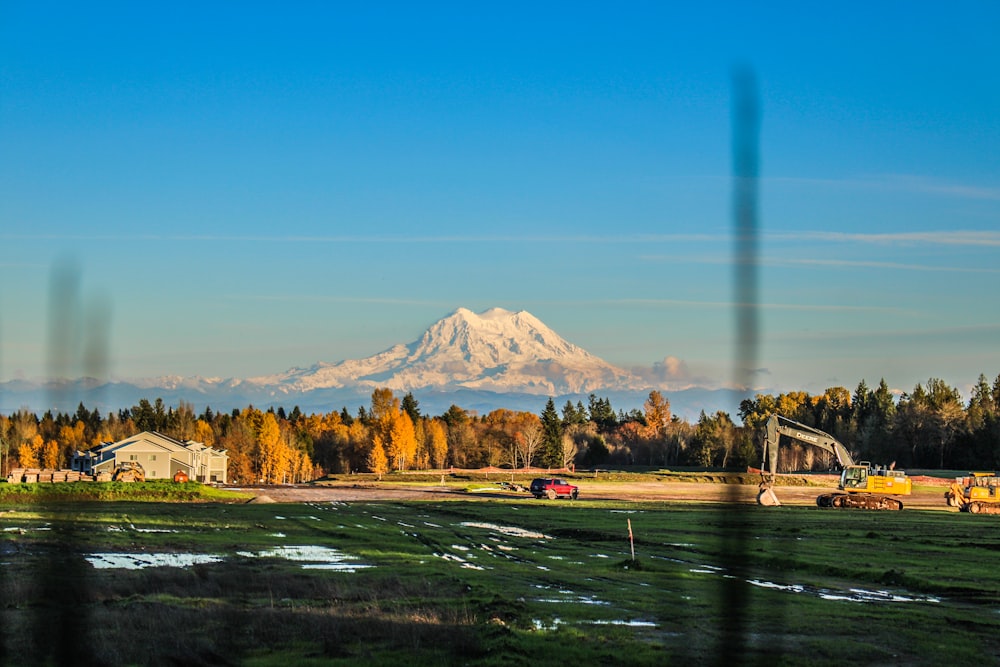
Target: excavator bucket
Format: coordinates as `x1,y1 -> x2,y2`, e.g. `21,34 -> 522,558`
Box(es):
756,485 -> 781,506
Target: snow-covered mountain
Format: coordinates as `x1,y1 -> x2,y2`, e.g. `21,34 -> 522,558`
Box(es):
0,308 -> 745,419
245,307 -> 642,395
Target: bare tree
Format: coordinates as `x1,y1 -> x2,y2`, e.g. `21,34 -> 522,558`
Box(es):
516,422 -> 543,469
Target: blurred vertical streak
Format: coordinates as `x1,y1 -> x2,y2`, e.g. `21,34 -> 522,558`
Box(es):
34,257 -> 105,666
722,65 -> 760,664
0,276 -> 5,663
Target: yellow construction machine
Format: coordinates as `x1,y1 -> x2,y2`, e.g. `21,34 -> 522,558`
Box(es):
111,461 -> 146,483
757,415 -> 911,510
945,472 -> 1000,514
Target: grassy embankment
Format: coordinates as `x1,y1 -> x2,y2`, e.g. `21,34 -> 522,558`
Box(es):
2,484 -> 998,666
0,480 -> 253,503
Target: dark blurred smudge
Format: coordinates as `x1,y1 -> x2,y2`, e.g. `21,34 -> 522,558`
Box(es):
34,256 -> 110,665
721,65 -> 761,665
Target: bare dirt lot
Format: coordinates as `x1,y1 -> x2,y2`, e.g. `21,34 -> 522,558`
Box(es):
231,474 -> 954,511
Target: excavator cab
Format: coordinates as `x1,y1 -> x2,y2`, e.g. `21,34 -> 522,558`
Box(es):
840,465 -> 869,491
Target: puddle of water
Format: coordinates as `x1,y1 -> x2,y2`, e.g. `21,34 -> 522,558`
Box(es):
459,522 -> 552,540
747,579 -> 941,604
536,596 -> 609,606
819,588 -> 940,604
237,545 -> 371,572
435,552 -> 485,570
533,618 -> 564,631
86,553 -> 223,570
134,528 -> 179,533
589,619 -> 657,627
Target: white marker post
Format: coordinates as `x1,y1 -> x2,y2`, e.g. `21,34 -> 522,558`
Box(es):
627,518 -> 635,562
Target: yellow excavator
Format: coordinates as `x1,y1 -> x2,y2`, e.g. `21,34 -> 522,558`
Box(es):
757,415 -> 911,510
945,472 -> 1000,514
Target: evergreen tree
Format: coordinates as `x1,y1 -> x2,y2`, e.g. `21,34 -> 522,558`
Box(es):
539,398 -> 564,468
561,400 -> 586,426
401,392 -> 421,423
588,394 -> 617,431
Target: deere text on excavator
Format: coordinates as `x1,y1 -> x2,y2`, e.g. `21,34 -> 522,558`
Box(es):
757,414 -> 911,510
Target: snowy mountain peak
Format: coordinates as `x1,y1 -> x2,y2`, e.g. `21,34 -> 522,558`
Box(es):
416,307 -> 588,366
249,307 -> 643,395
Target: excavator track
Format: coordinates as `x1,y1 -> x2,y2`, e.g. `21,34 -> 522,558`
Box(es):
963,501 -> 1000,515
816,493 -> 903,511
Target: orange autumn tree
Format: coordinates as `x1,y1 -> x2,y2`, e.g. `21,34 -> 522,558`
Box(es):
367,388 -> 418,472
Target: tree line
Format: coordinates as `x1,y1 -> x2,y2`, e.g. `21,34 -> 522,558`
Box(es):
1,374 -> 998,482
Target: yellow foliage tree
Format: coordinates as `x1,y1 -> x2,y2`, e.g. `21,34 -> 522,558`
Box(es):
193,420 -> 215,447
41,440 -> 61,469
368,434 -> 389,479
297,452 -> 314,483
423,419 -> 448,469
387,411 -> 417,471
257,412 -> 283,484
18,434 -> 43,469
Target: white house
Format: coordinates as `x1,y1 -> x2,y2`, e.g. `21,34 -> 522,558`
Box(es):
71,431 -> 228,483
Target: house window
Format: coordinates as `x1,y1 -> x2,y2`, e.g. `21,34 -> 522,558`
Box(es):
150,455 -> 157,461
129,454 -> 137,461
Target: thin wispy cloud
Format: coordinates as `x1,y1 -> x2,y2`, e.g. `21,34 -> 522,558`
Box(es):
225,294 -> 911,315
226,295 -> 449,307
5,229 -> 999,247
771,257 -> 1000,273
770,173 -> 1000,201
768,321 -> 1000,344
600,298 -> 912,314
0,232 -> 723,244
778,230 -> 1000,247
640,253 -> 1000,273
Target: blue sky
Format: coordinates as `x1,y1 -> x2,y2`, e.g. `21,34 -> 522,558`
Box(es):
2,2 -> 998,399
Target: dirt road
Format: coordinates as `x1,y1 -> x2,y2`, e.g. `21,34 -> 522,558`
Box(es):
231,475 -> 953,511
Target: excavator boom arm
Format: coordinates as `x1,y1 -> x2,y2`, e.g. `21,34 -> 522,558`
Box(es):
762,415 -> 855,478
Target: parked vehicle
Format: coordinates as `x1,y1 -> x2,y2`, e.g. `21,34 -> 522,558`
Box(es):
530,478 -> 579,500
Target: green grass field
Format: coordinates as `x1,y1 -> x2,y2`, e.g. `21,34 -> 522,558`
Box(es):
1,485 -> 998,665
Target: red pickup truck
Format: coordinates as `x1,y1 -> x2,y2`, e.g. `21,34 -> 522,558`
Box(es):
530,478 -> 579,500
